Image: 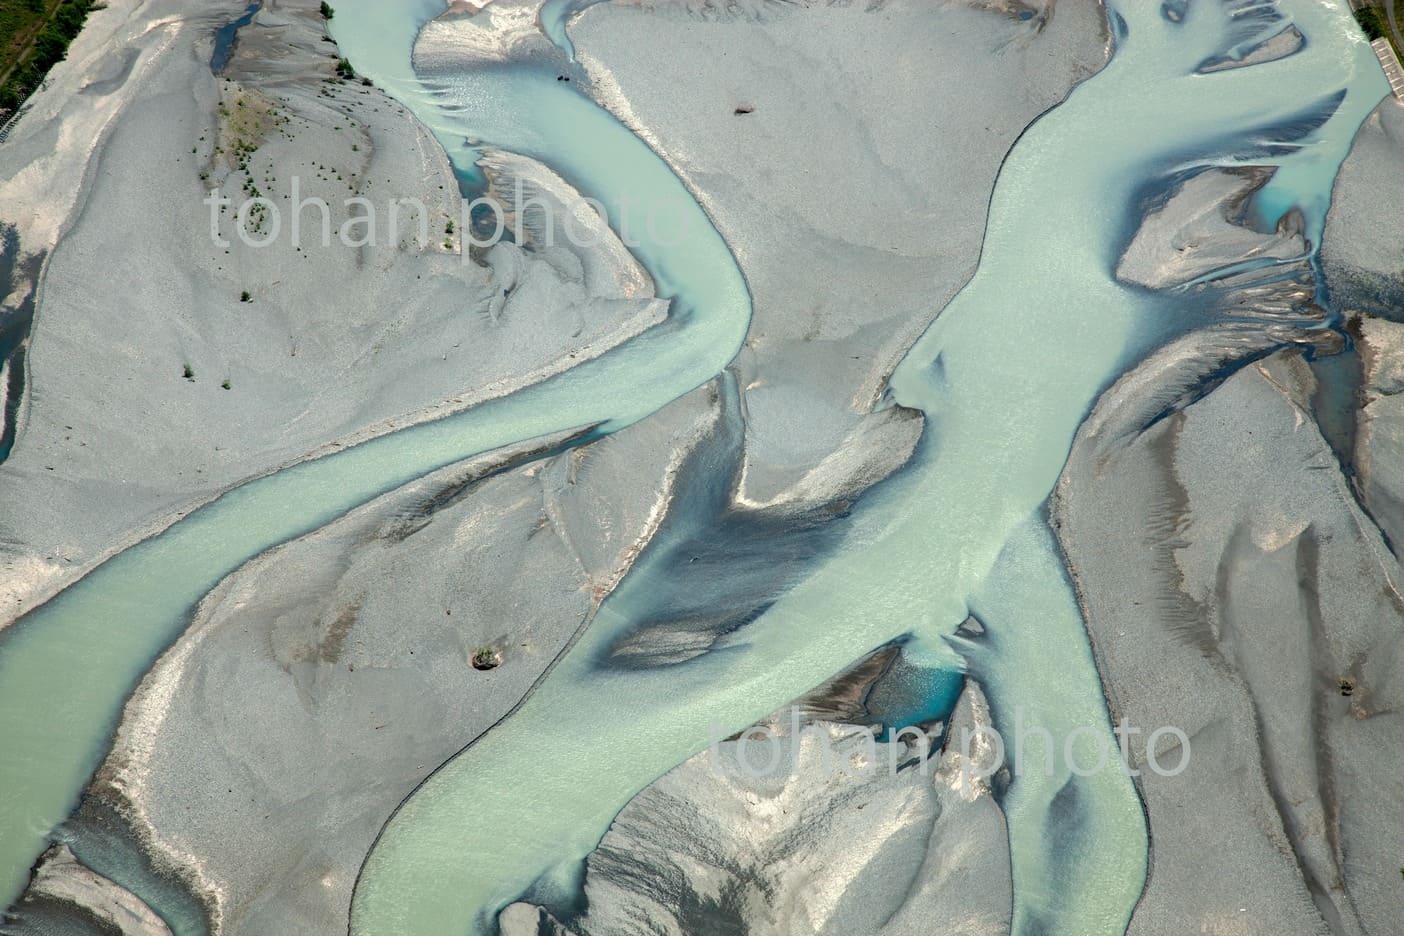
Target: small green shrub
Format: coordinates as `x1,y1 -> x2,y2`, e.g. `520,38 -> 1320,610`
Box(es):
320,2 -> 334,19
182,364 -> 194,380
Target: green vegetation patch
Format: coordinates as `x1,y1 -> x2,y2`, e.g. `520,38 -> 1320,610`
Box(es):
1356,7 -> 1387,41
0,0 -> 100,115
1354,3 -> 1404,66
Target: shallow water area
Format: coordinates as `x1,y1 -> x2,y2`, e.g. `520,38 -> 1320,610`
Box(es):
0,0 -> 751,917
211,3 -> 264,74
346,2 -> 1386,933
0,1 -> 1389,934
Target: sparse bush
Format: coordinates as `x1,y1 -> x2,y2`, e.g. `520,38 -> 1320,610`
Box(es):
221,379 -> 231,390
470,647 -> 500,670
182,364 -> 194,380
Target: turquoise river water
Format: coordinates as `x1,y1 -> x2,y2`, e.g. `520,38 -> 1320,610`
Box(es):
0,1 -> 1387,935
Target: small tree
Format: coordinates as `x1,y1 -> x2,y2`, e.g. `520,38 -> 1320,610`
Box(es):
182,364 -> 195,381
240,290 -> 251,302
320,2 -> 334,19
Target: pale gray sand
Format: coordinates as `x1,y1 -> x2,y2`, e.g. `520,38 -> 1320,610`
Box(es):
1051,120 -> 1404,931
17,845 -> 170,936
564,0 -> 1108,501
0,0 -> 662,623
1356,315 -> 1404,548
73,384 -> 723,935
1322,97 -> 1404,319
11,1 -> 1403,934
1326,94 -> 1404,556
1060,352 -> 1404,934
504,679 -> 1013,936
0,0 -> 679,929
1116,168 -> 1306,291
4,1 -> 1119,931
6,2 -> 1115,932
597,37 -> 1404,931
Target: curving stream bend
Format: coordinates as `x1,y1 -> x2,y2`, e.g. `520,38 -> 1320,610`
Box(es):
0,0 -> 749,915
337,2 -> 1387,934
0,1 -> 1388,935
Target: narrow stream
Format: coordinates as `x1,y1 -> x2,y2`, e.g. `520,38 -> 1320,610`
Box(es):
0,2 -> 1385,934
0,0 -> 750,915
333,2 -> 1386,934
210,2 -> 264,74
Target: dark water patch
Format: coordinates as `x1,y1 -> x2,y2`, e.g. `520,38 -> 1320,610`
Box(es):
1135,343 -> 1284,437
0,225 -> 19,288
593,498 -> 854,671
1190,0 -> 1285,71
1045,773 -> 1088,836
780,643 -> 903,727
1160,1 -> 1188,24
380,426 -> 598,543
1308,332 -> 1362,481
593,377 -> 872,672
0,343 -> 27,463
865,653 -> 964,741
1028,773 -> 1098,923
211,3 -> 263,75
1109,9 -> 1129,44
0,226 -> 39,464
1201,89 -> 1346,166
52,797 -> 210,936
